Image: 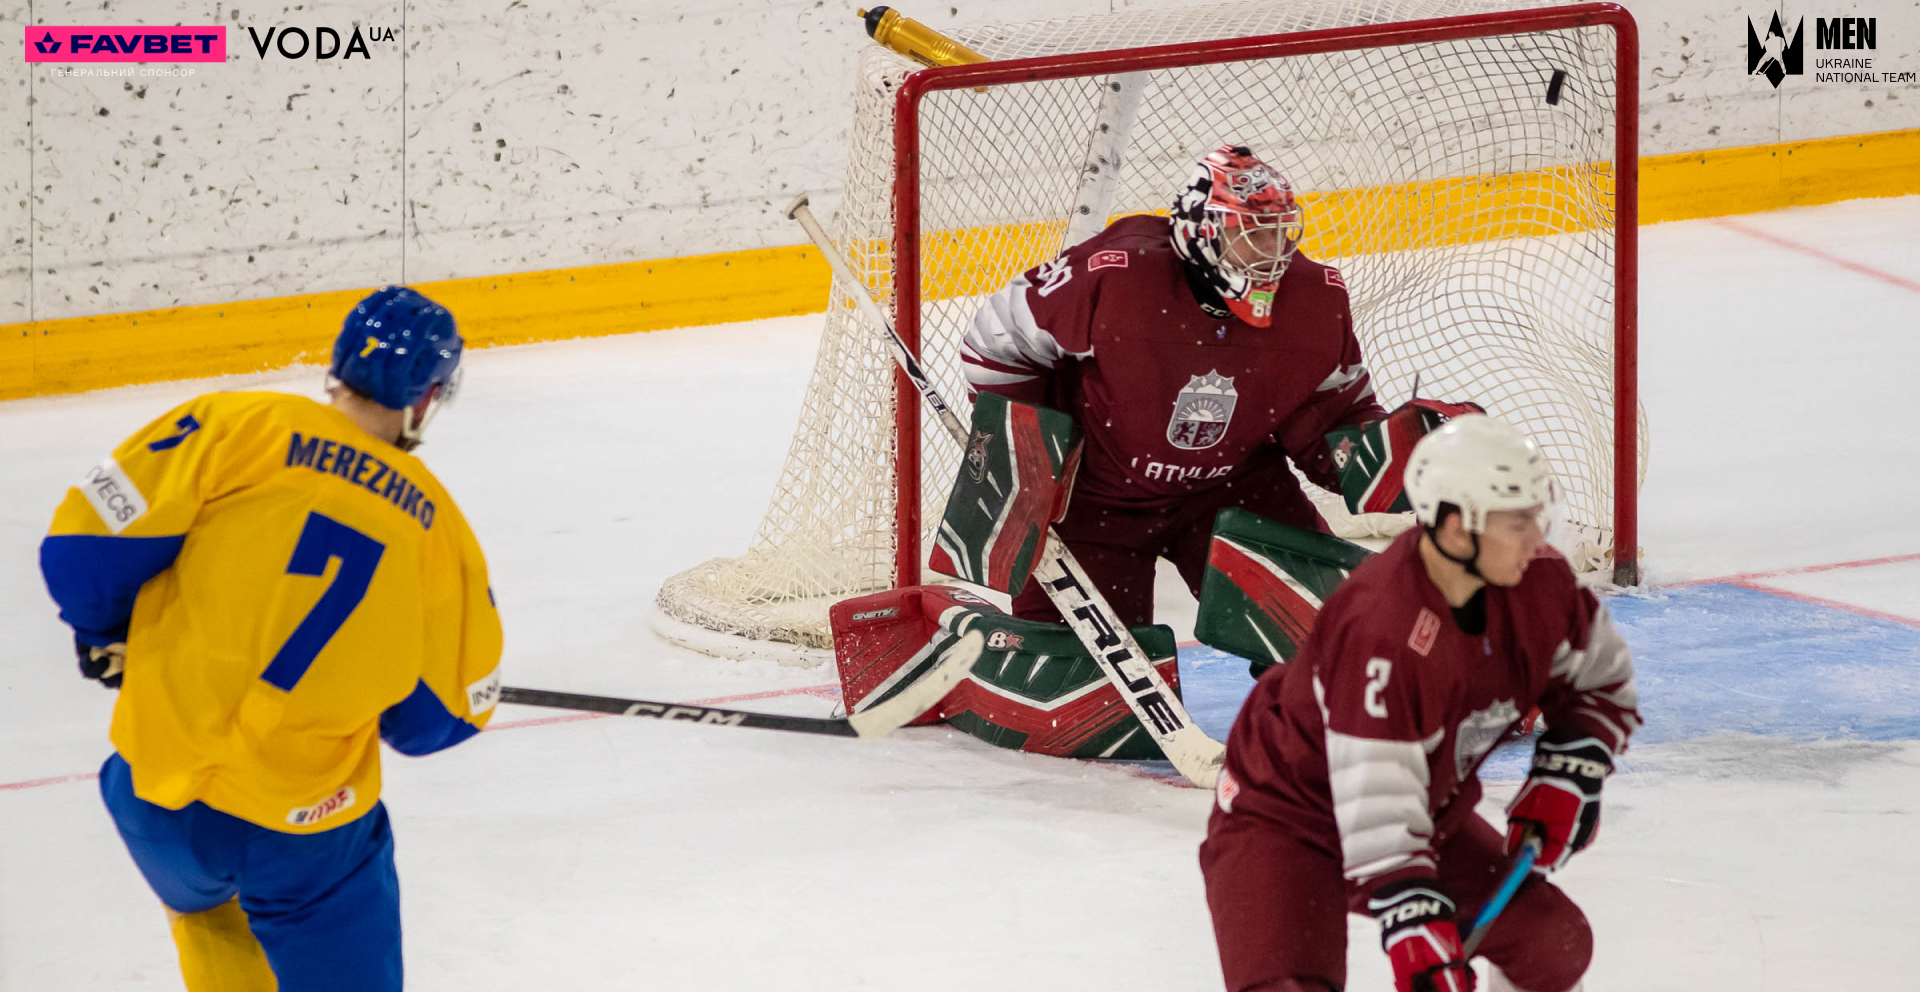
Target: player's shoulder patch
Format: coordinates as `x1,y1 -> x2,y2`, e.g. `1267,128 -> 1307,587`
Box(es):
1407,607 -> 1442,657
80,455 -> 148,534
1324,267 -> 1346,289
1087,248 -> 1130,271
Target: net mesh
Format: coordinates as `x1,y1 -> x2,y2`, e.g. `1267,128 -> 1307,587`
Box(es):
655,0 -> 1642,659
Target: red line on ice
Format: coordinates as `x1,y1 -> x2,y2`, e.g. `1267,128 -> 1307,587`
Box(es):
1724,579 -> 1920,630
0,772 -> 100,792
1712,217 -> 1920,294
1670,550 -> 1920,588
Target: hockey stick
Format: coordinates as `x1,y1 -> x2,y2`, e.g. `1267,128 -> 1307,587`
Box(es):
787,194 -> 1225,788
500,630 -> 984,740
1462,836 -> 1540,957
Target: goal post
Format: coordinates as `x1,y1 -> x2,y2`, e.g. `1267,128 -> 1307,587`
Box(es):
655,0 -> 1643,662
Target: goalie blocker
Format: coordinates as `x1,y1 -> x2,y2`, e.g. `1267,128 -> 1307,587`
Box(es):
831,586 -> 1182,760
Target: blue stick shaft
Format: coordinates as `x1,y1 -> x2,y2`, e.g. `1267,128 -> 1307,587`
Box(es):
1463,841 -> 1538,957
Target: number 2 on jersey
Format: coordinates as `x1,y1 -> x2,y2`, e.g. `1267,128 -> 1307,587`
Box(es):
261,512 -> 386,692
1364,658 -> 1392,718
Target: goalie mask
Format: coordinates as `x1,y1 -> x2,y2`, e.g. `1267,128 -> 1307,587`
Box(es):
1169,144 -> 1305,328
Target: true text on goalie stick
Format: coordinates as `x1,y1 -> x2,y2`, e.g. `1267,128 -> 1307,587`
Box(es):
786,194 -> 1225,788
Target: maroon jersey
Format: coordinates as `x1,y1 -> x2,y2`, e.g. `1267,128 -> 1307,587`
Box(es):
961,215 -> 1385,508
1211,529 -> 1640,895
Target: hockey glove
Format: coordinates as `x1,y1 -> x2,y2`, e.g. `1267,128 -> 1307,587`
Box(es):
73,634 -> 127,689
1327,398 -> 1484,515
1370,878 -> 1475,992
1506,729 -> 1612,871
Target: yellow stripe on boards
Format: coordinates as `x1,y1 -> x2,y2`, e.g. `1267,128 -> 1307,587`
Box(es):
1639,127 -> 1920,224
0,288 -> 372,402
1,127 -> 1915,401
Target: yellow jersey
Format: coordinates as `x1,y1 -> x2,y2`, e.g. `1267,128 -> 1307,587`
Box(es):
41,391 -> 502,834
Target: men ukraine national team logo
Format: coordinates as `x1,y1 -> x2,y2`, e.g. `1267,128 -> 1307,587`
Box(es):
1168,370 -> 1238,449
1747,11 -> 1804,88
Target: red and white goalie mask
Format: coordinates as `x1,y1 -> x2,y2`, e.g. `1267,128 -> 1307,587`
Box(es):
1169,144 -> 1306,327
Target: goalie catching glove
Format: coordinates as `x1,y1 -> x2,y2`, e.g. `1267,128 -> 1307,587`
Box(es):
1506,728 -> 1613,871
1326,398 -> 1483,516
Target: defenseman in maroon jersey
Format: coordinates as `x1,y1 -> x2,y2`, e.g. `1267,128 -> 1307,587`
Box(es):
1199,415 -> 1640,992
960,144 -> 1388,626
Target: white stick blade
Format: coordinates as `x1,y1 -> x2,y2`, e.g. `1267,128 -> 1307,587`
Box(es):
846,630 -> 985,739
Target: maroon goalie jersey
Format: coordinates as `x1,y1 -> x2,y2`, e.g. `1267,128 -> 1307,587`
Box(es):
1211,530 -> 1641,895
960,215 -> 1386,508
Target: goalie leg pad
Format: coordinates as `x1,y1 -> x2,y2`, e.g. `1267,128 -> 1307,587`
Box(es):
928,391 -> 1084,596
1195,508 -> 1374,675
832,586 -> 1181,759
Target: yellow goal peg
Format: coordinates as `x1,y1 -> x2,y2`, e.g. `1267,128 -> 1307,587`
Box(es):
860,7 -> 987,69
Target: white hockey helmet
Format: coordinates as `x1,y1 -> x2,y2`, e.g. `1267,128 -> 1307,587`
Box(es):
1403,414 -> 1557,534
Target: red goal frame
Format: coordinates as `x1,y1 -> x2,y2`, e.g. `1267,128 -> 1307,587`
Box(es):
889,3 -> 1641,588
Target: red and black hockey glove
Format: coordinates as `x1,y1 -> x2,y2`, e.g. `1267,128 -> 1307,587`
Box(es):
1370,878 -> 1475,992
1506,728 -> 1613,871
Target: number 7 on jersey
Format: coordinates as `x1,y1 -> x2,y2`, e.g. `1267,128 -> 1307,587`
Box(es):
261,512 -> 386,692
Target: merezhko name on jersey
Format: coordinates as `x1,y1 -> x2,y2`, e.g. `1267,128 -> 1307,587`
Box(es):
286,432 -> 436,529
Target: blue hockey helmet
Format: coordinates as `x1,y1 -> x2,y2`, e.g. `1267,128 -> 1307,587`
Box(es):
330,287 -> 463,450
331,286 -> 462,409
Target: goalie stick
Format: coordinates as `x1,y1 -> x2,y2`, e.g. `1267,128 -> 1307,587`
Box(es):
787,194 -> 1225,788
501,630 -> 985,740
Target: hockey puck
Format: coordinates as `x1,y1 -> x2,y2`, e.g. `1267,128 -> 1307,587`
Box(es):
1545,69 -> 1567,105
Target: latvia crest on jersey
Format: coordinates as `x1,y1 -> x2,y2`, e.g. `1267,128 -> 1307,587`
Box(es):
1168,370 -> 1238,449
1454,698 -> 1523,780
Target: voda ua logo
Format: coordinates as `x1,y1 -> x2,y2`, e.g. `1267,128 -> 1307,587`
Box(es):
245,24 -> 395,59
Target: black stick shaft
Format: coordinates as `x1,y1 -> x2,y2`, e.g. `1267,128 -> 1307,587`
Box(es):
499,686 -> 859,738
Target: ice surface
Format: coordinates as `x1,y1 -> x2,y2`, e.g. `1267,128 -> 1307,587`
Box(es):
3,199 -> 1919,990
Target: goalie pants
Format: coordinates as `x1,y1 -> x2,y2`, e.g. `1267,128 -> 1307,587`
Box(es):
100,752 -> 404,992
1011,459 -> 1325,626
1198,810 -> 1591,992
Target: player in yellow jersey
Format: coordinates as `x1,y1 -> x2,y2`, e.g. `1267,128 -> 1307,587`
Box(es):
39,286 -> 502,992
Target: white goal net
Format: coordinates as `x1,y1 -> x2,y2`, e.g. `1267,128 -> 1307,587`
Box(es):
656,0 -> 1644,661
